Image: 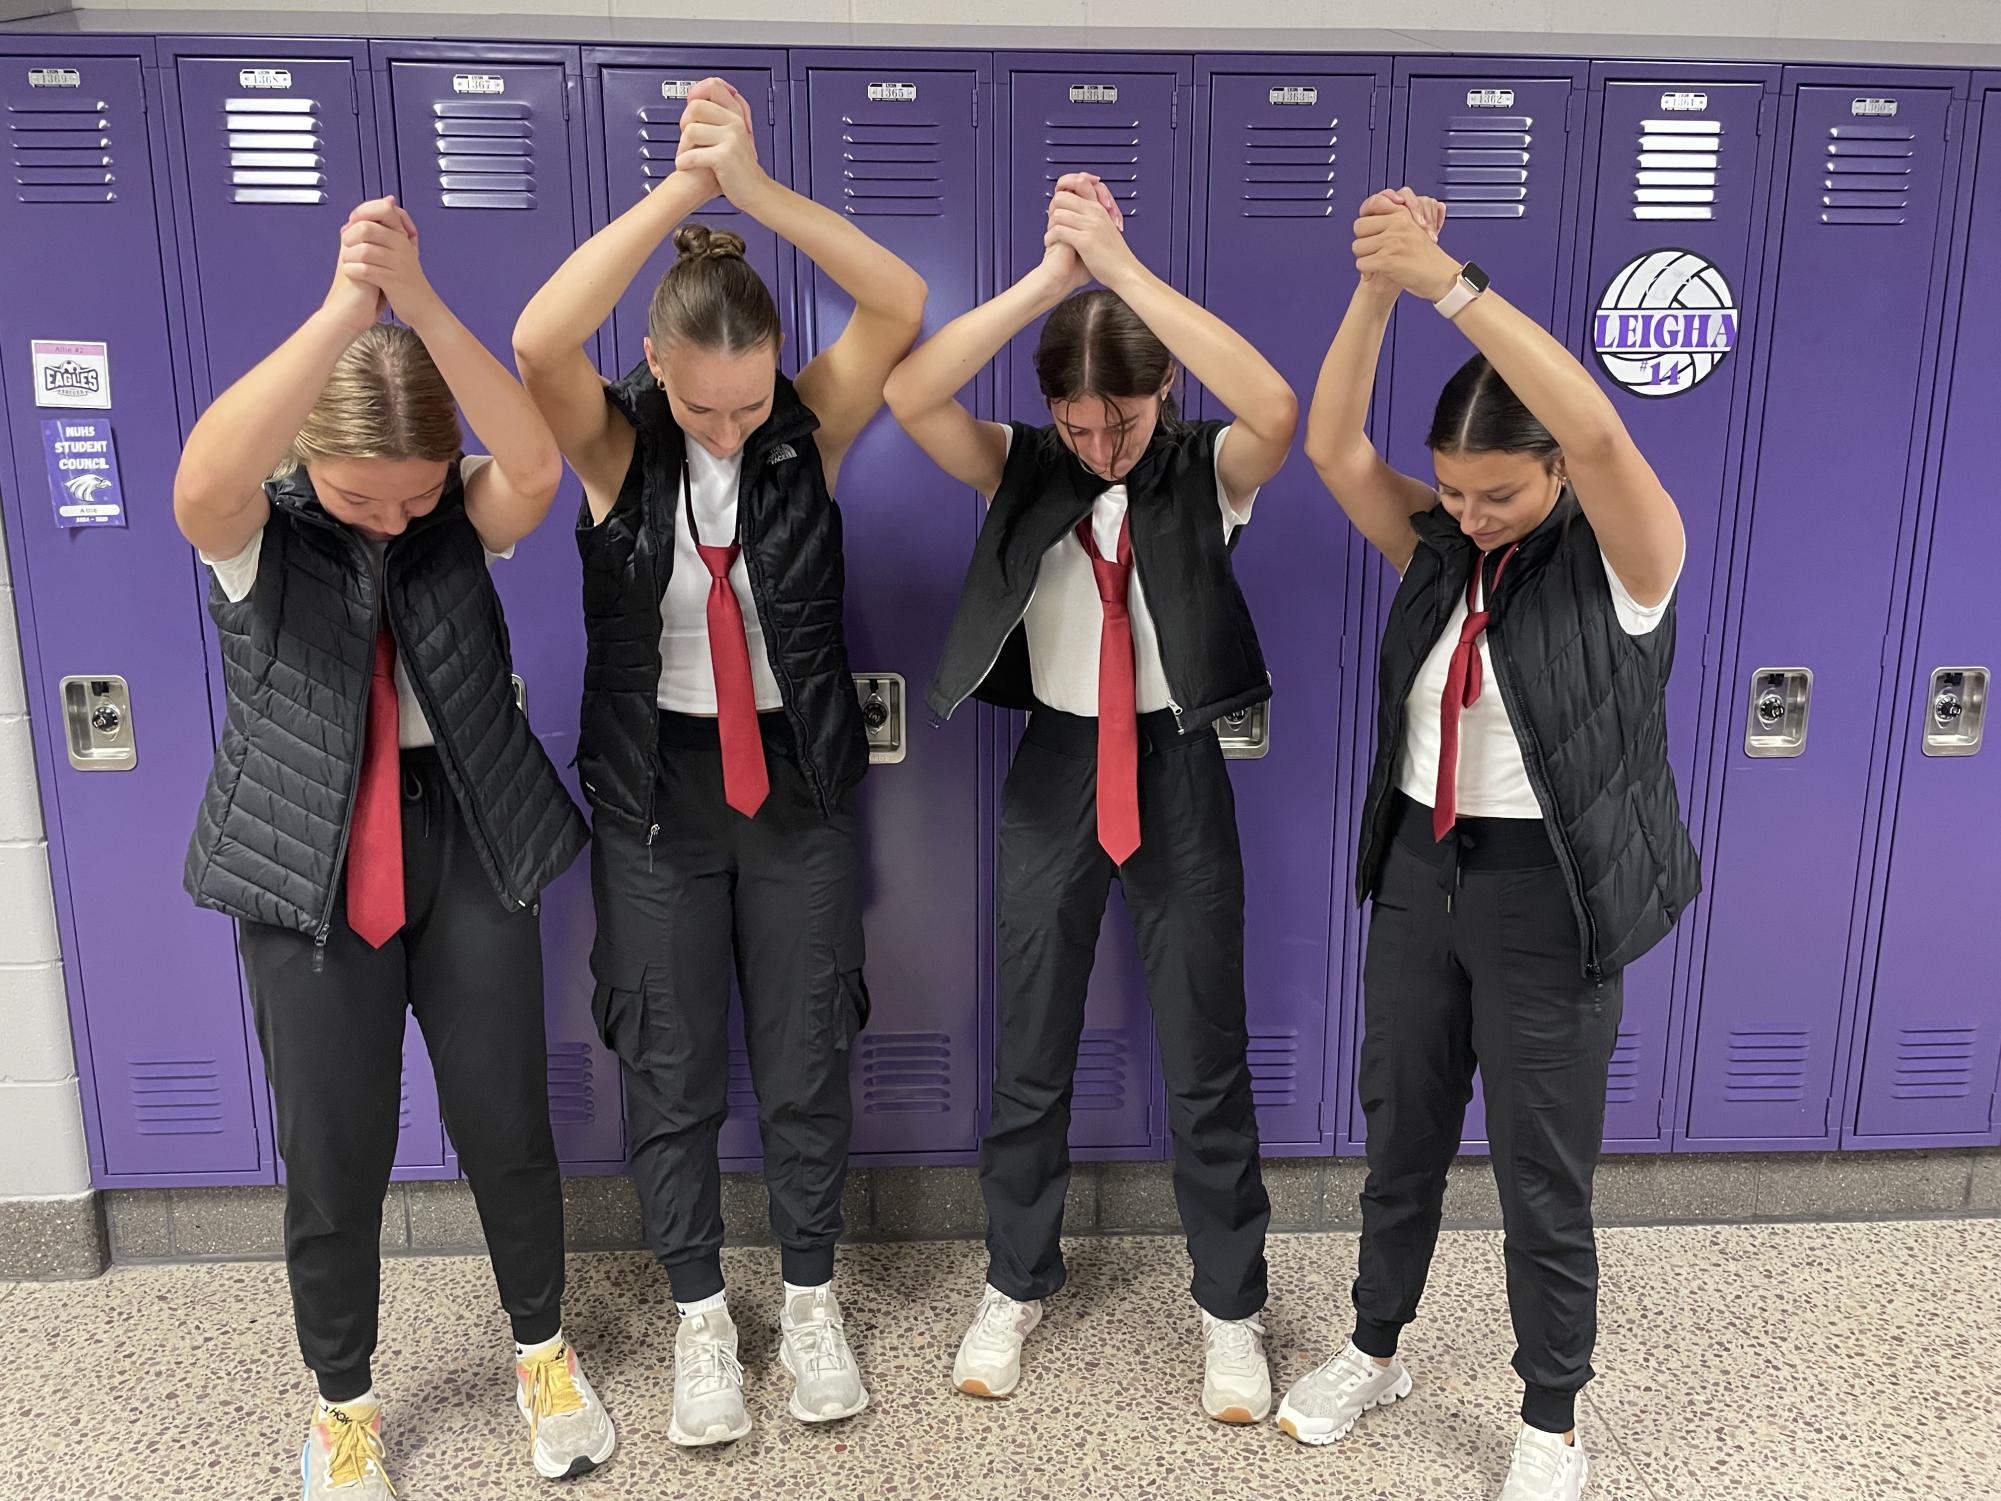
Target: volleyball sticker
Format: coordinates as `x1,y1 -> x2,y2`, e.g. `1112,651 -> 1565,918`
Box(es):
1592,250 -> 1738,399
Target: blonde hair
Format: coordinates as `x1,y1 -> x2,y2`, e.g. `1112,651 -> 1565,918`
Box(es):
276,323 -> 461,477
646,223 -> 781,355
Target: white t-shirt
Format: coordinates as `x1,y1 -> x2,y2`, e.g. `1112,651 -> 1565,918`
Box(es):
1394,542 -> 1683,819
1009,425 -> 1257,717
202,454 -> 510,751
656,441 -> 784,714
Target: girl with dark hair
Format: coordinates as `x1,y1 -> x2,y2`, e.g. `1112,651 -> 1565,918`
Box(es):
512,78 -> 926,1447
885,173 -> 1298,1423
1276,190 -> 1697,1501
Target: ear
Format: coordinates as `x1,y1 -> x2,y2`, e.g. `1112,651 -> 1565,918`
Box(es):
1157,367 -> 1178,402
643,334 -> 664,386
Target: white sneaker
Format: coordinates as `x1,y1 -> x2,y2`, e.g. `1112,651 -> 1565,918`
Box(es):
302,1398 -> 393,1499
1498,1424 -> 1588,1501
952,1285 -> 1043,1399
668,1308 -> 752,1448
515,1338 -> 618,1479
779,1285 -> 870,1423
1274,1341 -> 1412,1445
1200,1311 -> 1272,1424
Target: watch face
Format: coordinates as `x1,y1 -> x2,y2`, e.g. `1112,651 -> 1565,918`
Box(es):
1461,262 -> 1491,294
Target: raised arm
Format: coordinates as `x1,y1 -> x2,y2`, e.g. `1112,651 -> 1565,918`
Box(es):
171,204 -> 392,561
1045,186 -> 1298,507
339,200 -> 561,554
1356,199 -> 1684,604
1306,191 -> 1452,573
674,84 -> 927,492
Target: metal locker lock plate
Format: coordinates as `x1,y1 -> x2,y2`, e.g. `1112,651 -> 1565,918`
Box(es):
1923,666 -> 1988,758
854,672 -> 907,765
59,675 -> 137,771
1215,701 -> 1271,760
1743,667 -> 1812,758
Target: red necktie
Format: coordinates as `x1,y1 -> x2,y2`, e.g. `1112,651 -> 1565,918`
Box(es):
346,622 -> 405,948
1433,543 -> 1520,843
688,487 -> 770,820
1078,514 -> 1141,865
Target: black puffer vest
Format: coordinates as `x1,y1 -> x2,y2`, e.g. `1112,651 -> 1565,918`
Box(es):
577,363 -> 867,830
185,466 -> 588,939
927,418 -> 1270,734
1359,498 -> 1701,979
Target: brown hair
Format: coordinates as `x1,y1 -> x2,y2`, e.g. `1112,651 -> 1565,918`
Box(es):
279,322 -> 461,476
647,222 -> 782,355
1032,289 -> 1179,418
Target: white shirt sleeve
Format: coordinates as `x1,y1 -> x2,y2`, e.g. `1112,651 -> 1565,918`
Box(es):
201,527 -> 266,605
458,454 -> 516,562
1214,424 -> 1256,533
1601,541 -> 1684,636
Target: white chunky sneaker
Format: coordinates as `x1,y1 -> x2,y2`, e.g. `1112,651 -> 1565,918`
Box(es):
1200,1311 -> 1272,1424
515,1338 -> 617,1479
668,1308 -> 752,1448
1274,1341 -> 1412,1444
779,1285 -> 870,1423
952,1285 -> 1043,1399
1497,1424 -> 1588,1501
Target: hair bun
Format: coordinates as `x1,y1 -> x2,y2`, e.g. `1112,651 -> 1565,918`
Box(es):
673,223 -> 749,262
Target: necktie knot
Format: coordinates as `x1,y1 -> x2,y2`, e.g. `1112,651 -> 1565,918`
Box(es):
696,540 -> 739,582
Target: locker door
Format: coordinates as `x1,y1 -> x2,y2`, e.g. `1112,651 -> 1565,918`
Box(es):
593,57 -> 787,377
999,55 -> 1189,1155
1687,79 -> 1958,1144
376,49 -> 622,1167
799,61 -> 987,1158
1353,65 -> 1587,1151
1850,84 -> 2001,1145
1572,70 -> 1776,1147
0,49 -> 264,1181
1195,63 -> 1386,1150
171,53 -> 370,401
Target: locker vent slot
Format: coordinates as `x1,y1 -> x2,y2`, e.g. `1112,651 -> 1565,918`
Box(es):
1631,116 -> 1722,221
1604,1026 -> 1642,1106
860,1032 -> 954,1114
727,1047 -> 755,1114
1073,1030 -> 1132,1113
1437,112 -> 1535,219
1236,113 -> 1339,219
1247,1031 -> 1300,1106
9,95 -> 117,204
432,99 -> 536,211
399,1067 -> 412,1133
1723,1029 -> 1810,1103
221,95 -> 327,205
127,1058 -> 226,1136
634,100 -> 747,224
546,1043 -> 599,1126
1041,113 -> 1149,219
1890,1027 -> 1977,1100
838,115 -> 945,218
1820,123 -> 1916,226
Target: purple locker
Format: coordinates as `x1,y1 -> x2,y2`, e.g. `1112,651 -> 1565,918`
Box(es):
585,50 -> 792,377
1345,62 -> 1590,1154
1563,66 -> 1780,1149
997,54 -> 1193,1157
794,58 -> 990,1160
1845,80 -> 2001,1146
1685,72 -> 1962,1146
0,42 -> 269,1183
373,44 -> 624,1168
163,41 -> 450,1179
1191,60 -> 1390,1151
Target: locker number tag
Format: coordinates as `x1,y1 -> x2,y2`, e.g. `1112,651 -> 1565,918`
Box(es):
1660,91 -> 1708,112
1069,84 -> 1119,104
27,67 -> 80,89
453,74 -> 505,96
868,82 -> 918,103
1467,88 -> 1516,108
239,68 -> 293,90
661,79 -> 694,99
1269,86 -> 1318,106
1851,98 -> 1898,117
30,339 -> 111,410
1593,251 -> 1738,399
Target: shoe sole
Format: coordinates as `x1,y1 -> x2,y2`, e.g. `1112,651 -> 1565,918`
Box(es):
954,1372 -> 1019,1399
779,1342 -> 872,1424
667,1418 -> 753,1449
517,1392 -> 620,1479
1207,1403 -> 1271,1425
1274,1368 -> 1413,1446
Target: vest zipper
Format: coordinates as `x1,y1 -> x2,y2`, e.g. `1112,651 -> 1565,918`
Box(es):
940,589 -> 1036,722
733,457 -> 828,814
315,577 -> 379,972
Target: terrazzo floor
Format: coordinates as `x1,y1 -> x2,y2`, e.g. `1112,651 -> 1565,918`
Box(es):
7,1219 -> 1999,1500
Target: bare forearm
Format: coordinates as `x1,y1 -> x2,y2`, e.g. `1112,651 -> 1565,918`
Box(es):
1450,290 -> 1624,458
1307,283 -> 1396,469
738,176 -> 925,325
404,302 -> 559,492
1100,262 -> 1293,439
887,268 -> 1064,416
176,308 -> 359,509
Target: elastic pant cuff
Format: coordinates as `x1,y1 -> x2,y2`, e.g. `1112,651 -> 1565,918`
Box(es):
316,1367 -> 375,1405
1522,1384 -> 1578,1434
663,1254 -> 726,1306
780,1245 -> 837,1290
509,1310 -> 562,1350
1351,1317 -> 1403,1360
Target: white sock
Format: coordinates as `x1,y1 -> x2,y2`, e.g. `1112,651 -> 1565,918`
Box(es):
784,1279 -> 830,1298
516,1330 -> 565,1361
319,1389 -> 378,1416
678,1291 -> 728,1318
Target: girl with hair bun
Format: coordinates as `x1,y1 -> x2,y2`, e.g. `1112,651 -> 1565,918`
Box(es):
514,77 -> 926,1449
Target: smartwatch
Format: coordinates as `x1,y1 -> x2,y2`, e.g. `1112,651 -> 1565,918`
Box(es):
1433,261 -> 1490,320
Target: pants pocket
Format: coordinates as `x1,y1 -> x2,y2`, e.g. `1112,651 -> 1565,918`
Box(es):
590,982 -> 648,1071
821,928 -> 871,1056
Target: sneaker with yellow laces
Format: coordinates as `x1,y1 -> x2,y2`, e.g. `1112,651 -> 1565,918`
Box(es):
516,1334 -> 618,1480
303,1397 -> 394,1499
